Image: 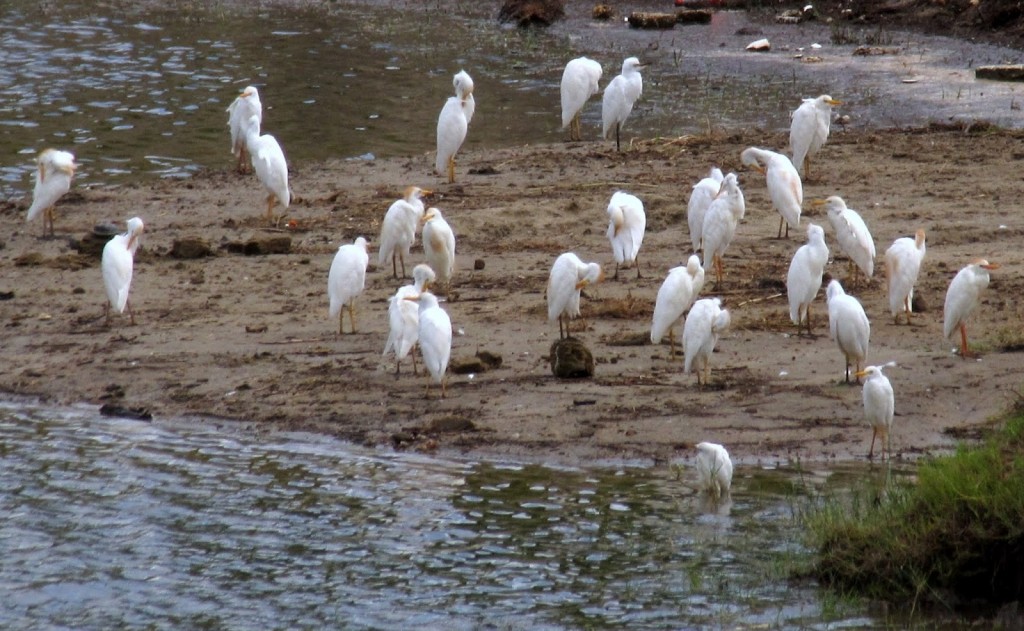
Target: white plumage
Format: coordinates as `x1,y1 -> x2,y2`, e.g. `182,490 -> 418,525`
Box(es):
26,148 -> 76,237
855,363 -> 896,460
244,114 -> 290,222
695,441 -> 733,498
453,70 -> 475,125
547,252 -> 603,338
790,95 -> 841,179
884,229 -> 926,324
327,237 -> 370,334
226,85 -> 262,172
740,146 -> 803,238
601,57 -> 644,151
421,207 -> 456,295
683,297 -> 731,386
943,259 -> 999,358
700,172 -> 745,285
102,217 -> 144,326
786,223 -> 829,335
606,191 -> 646,279
687,166 -> 725,252
413,291 -> 453,398
436,95 -> 468,183
651,255 -> 705,357
823,196 -> 875,283
378,186 -> 429,279
560,56 -> 603,141
826,280 -> 871,383
384,264 -> 437,374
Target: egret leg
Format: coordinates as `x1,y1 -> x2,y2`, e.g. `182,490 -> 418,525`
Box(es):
558,314 -> 565,339
447,156 -> 456,184
904,296 -> 913,325
668,328 -> 676,361
615,123 -> 621,152
399,252 -> 407,279
411,345 -> 419,376
440,376 -> 448,399
126,300 -> 135,326
635,255 -> 642,279
338,310 -> 344,336
348,302 -> 357,333
959,322 -> 971,358
703,363 -> 711,387
844,359 -> 851,383
45,206 -> 55,238
265,194 -> 276,222
613,261 -> 620,281
777,216 -> 784,239
868,427 -> 877,460
391,253 -> 399,279
570,114 -> 580,141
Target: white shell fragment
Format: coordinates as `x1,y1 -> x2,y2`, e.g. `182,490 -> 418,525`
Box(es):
746,38 -> 771,52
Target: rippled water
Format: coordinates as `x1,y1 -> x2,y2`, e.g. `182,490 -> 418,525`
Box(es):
2,0 -> 1021,199
0,401 -> 896,629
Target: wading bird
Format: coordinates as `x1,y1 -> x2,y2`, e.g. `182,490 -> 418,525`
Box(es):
821,196 -> 875,286
943,259 -> 999,358
26,148 -> 76,237
683,297 -> 731,386
701,173 -> 745,286
687,166 -> 724,252
651,255 -> 705,359
421,207 -> 456,296
547,252 -> 603,338
601,57 -> 645,151
695,441 -> 733,498
560,56 -> 602,141
740,147 -> 802,238
102,217 -> 144,326
436,74 -> 470,183
790,95 -> 841,179
244,114 -> 290,224
884,229 -> 926,325
854,362 -> 896,460
226,85 -> 261,172
786,223 -> 829,335
407,291 -> 452,398
826,280 -> 870,383
384,264 -> 437,375
327,237 -> 370,335
379,186 -> 429,279
606,191 -> 646,279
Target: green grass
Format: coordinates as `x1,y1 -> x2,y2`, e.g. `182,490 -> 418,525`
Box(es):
804,397 -> 1024,610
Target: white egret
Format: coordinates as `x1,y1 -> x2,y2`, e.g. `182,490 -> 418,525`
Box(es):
701,173 -> 745,285
453,70 -> 475,124
943,259 -> 999,358
790,95 -> 841,179
651,255 -> 705,359
786,223 -> 829,335
548,252 -> 603,338
740,147 -> 802,238
226,85 -> 261,172
421,207 -> 456,296
436,91 -> 468,183
687,166 -> 725,252
406,291 -> 452,398
102,217 -> 145,326
560,56 -> 603,141
606,191 -> 646,279
826,280 -> 870,383
695,441 -> 733,498
683,297 -> 731,386
327,236 -> 370,334
378,186 -> 429,279
820,195 -> 875,286
243,114 -> 290,223
26,148 -> 76,237
601,56 -> 645,151
384,264 -> 436,375
854,362 -> 896,460
884,229 -> 926,325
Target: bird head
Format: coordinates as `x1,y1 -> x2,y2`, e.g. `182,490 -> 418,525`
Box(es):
972,259 -> 1000,271
821,95 -> 842,106
420,207 -> 440,226
739,148 -> 767,174
914,229 -> 926,249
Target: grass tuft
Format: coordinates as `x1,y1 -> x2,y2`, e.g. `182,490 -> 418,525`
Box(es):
804,396 -> 1024,609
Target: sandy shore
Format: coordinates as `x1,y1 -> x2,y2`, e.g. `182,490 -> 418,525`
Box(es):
1,123 -> 1022,465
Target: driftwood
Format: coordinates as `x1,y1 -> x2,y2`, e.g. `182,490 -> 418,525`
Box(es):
627,9 -> 714,29
976,65 -> 1024,81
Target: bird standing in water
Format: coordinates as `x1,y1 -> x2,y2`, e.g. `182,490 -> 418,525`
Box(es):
560,57 -> 603,141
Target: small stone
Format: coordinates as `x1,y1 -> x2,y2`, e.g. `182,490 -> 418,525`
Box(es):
474,258 -> 485,270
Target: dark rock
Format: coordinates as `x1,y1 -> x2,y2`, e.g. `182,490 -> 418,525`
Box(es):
223,236 -> 292,256
498,0 -> 565,26
14,252 -> 45,267
476,350 -> 503,370
427,416 -> 477,433
99,403 -> 153,421
170,237 -> 214,259
550,337 -> 595,378
73,231 -> 114,258
474,258 -> 486,270
628,12 -> 677,29
450,356 -> 487,374
592,4 -> 614,19
912,293 -> 928,313
676,8 -> 713,24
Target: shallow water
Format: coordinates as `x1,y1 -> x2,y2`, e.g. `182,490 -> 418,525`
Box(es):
1,0 -> 1021,199
0,400 -> 905,629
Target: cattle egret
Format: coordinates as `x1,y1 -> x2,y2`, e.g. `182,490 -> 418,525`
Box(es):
102,217 -> 145,326
740,147 -> 802,238
821,196 -> 875,286
26,148 -> 76,237
406,291 -> 452,398
379,186 -> 429,279
384,264 -> 437,375
854,363 -> 896,460
244,114 -> 290,223
695,441 -> 733,498
687,166 -> 725,252
548,252 -> 603,338
884,229 -> 926,325
560,57 -> 602,141
651,255 -> 705,358
421,207 -> 456,296
786,223 -> 829,335
943,259 -> 999,358
453,70 -> 475,124
684,297 -> 731,386
601,57 -> 645,151
606,191 -> 646,279
790,95 -> 841,179
701,173 -> 745,285
826,280 -> 870,383
327,237 -> 370,334
226,86 -> 261,172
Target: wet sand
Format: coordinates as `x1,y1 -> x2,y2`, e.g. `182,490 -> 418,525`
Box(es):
2,122 -> 1022,465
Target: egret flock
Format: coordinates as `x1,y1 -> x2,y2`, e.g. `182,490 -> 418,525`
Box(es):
21,53 -> 1004,495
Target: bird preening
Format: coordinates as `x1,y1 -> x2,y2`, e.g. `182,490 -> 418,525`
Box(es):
27,148 -> 77,237
102,217 -> 145,327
